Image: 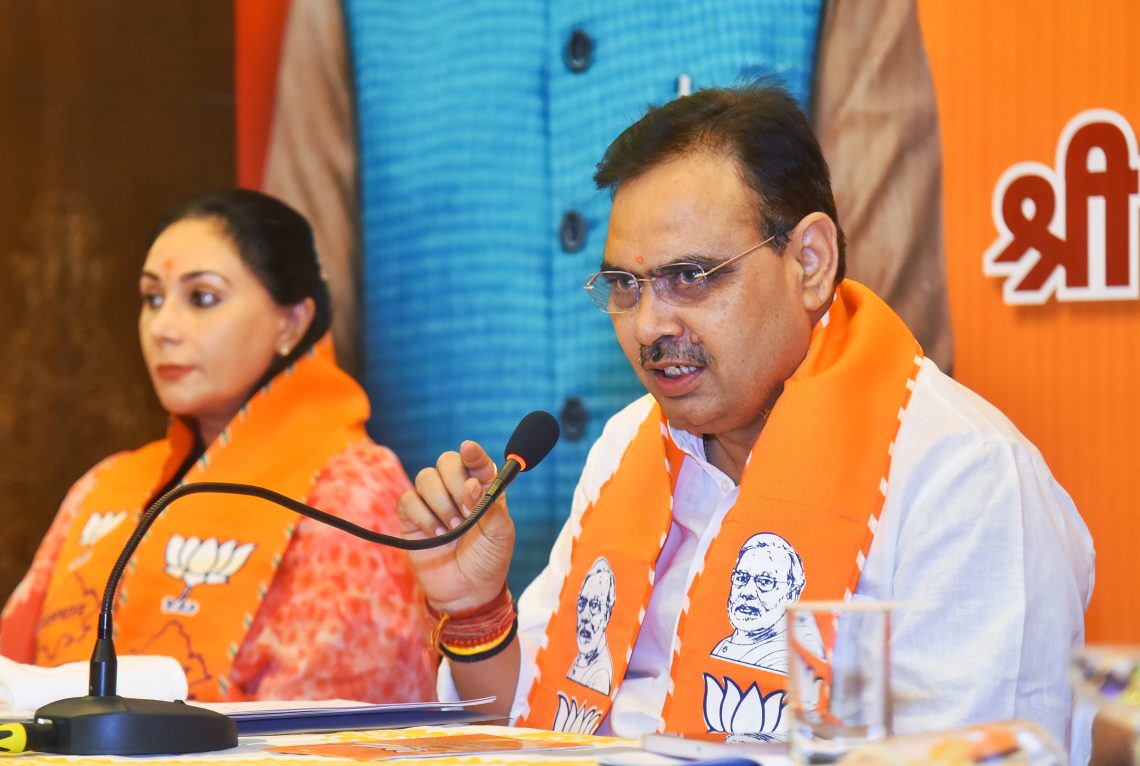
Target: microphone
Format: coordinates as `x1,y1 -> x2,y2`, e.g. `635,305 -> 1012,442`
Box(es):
467,410 -> 560,524
26,411 -> 559,755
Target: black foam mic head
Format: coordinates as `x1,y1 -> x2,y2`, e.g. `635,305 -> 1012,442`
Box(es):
504,411 -> 560,472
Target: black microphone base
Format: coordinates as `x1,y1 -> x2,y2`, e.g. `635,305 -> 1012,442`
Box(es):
34,696 -> 238,755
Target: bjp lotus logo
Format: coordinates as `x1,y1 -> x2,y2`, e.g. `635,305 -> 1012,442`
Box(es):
703,675 -> 787,741
552,692 -> 603,734
68,510 -> 128,571
161,535 -> 256,616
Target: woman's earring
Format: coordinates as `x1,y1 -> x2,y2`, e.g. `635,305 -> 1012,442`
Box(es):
279,345 -> 291,356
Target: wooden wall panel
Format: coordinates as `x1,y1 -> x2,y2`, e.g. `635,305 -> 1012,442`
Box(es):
0,1 -> 235,605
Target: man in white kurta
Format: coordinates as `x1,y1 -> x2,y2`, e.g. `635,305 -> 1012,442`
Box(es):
440,354 -> 1094,757
405,83 -> 1094,764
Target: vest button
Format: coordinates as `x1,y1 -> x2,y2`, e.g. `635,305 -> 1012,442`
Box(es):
560,396 -> 589,442
559,210 -> 587,253
564,29 -> 594,73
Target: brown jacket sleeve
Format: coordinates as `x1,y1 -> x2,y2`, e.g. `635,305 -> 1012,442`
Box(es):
814,0 -> 953,371
263,0 -> 362,377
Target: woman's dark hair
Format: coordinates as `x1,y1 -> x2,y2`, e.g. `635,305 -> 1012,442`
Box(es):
152,188 -> 332,383
594,80 -> 846,284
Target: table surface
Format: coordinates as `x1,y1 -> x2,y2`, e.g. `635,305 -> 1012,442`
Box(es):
4,724 -> 643,766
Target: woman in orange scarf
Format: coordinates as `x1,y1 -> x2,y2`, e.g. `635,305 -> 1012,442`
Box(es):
0,189 -> 434,703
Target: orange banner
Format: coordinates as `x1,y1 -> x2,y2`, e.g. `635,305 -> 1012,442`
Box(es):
919,0 -> 1140,640
234,0 -> 290,188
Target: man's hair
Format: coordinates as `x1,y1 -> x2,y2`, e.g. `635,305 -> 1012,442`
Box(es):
737,532 -> 806,601
594,80 -> 846,284
581,557 -> 617,611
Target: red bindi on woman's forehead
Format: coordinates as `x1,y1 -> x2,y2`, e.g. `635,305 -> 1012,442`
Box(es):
163,259 -> 174,273
636,256 -> 644,265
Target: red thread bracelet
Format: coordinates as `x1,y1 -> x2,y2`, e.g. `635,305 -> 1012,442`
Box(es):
428,586 -> 516,650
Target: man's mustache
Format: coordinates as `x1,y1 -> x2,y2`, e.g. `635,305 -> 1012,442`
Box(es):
640,338 -> 710,369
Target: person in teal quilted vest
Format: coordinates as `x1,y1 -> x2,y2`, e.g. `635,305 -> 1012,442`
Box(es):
262,1 -> 950,592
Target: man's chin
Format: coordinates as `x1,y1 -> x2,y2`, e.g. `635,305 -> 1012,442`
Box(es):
740,623 -> 780,640
654,401 -> 710,434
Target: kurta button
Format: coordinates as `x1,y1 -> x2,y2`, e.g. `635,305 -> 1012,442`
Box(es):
564,29 -> 594,73
561,397 -> 589,442
559,210 -> 587,253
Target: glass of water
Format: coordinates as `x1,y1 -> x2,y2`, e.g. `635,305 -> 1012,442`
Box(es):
787,600 -> 896,764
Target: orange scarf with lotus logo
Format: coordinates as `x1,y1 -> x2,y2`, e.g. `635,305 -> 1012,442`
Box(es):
34,336 -> 369,701
517,281 -> 921,739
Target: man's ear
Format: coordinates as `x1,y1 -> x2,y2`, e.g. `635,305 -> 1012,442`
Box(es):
790,212 -> 839,313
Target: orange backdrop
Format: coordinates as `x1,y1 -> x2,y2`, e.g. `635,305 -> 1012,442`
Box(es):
919,0 -> 1140,641
234,0 -> 289,189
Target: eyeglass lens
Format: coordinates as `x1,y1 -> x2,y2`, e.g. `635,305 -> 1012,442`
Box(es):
731,569 -> 780,592
587,263 -> 711,313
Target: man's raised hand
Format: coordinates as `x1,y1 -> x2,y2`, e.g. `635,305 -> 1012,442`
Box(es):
397,440 -> 515,613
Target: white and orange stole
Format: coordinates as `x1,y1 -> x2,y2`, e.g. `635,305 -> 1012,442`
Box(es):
32,337 -> 368,701
518,281 -> 921,739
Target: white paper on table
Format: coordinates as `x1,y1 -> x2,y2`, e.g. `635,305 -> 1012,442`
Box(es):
194,696 -> 494,718
0,655 -> 187,711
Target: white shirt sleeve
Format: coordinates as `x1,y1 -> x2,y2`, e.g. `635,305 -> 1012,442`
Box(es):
857,360 -> 1094,761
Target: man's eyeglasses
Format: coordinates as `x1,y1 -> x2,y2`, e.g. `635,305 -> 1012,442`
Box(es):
730,569 -> 784,593
582,229 -> 786,314
578,595 -> 608,615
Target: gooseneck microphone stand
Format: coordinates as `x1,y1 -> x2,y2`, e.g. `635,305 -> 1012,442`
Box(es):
28,411 -> 560,755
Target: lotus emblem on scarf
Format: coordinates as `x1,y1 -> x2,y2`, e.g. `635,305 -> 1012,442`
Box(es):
553,692 -> 603,734
161,535 -> 256,616
703,674 -> 787,740
68,510 -> 128,571
79,510 -> 128,547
